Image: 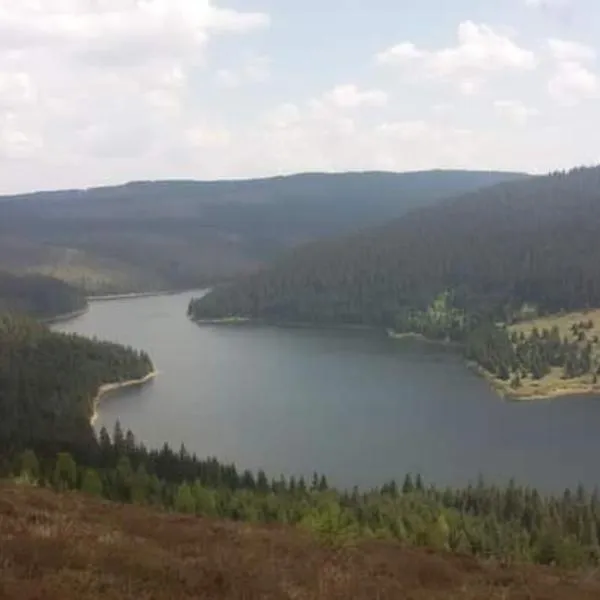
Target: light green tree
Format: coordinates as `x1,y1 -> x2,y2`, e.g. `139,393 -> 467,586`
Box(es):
174,482 -> 196,514
192,481 -> 218,516
18,449 -> 40,483
81,468 -> 103,497
52,452 -> 77,491
130,463 -> 150,505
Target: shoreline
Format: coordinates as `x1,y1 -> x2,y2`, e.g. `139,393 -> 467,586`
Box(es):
41,306 -> 90,325
386,329 -> 462,347
87,290 -> 190,302
468,362 -> 600,402
90,370 -> 158,426
190,315 -> 379,332
190,313 -> 600,402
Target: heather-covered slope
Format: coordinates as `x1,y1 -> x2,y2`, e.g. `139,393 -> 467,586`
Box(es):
2,482 -> 599,600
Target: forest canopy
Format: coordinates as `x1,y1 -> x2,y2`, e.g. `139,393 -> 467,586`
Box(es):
189,166 -> 600,327
0,271 -> 86,319
0,314 -> 153,457
0,170 -> 526,294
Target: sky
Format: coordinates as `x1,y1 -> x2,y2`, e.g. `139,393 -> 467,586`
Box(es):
0,0 -> 598,193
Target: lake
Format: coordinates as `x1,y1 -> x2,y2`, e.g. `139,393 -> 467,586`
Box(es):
54,291 -> 600,492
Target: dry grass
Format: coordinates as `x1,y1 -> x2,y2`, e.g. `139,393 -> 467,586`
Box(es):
510,309 -> 600,339
2,483 -> 600,599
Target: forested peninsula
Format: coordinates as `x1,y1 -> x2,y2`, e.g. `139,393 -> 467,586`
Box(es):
189,166 -> 600,400
0,314 -> 154,458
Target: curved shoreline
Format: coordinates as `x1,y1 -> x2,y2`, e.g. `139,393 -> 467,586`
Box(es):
468,363 -> 600,402
88,291 -> 183,302
41,306 -> 90,325
90,370 -> 158,426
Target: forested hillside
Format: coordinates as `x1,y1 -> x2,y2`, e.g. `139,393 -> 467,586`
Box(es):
0,315 -> 153,458
190,166 -> 600,327
0,271 -> 86,319
0,170 -> 526,294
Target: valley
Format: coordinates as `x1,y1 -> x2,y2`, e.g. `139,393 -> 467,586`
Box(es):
0,171 -> 526,295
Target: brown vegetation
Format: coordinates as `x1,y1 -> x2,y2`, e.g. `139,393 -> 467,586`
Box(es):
2,483 -> 600,599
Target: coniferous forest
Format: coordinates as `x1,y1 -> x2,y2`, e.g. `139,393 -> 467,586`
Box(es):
189,166 -> 600,383
0,314 -> 153,457
189,167 -> 600,324
0,271 -> 86,319
6,166 -> 600,571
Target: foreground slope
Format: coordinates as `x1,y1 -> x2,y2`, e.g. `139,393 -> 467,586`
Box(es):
2,483 -> 600,600
190,166 -> 600,325
0,170 -> 526,294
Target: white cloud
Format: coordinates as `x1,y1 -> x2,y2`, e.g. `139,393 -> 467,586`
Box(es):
494,100 -> 540,124
0,1 -> 270,59
0,0 -> 270,167
548,61 -> 600,105
458,78 -> 483,96
216,55 -> 270,88
376,42 -> 424,64
186,125 -> 232,148
377,120 -> 472,142
525,0 -> 571,8
377,21 -> 536,76
321,84 -> 388,109
0,4 -> 598,192
548,38 -> 596,62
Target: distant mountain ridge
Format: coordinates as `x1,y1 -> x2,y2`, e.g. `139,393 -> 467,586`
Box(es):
0,170 -> 528,294
189,166 -> 600,325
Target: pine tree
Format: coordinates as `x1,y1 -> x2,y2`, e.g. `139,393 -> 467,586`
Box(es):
403,474 -> 415,495
113,420 -> 125,453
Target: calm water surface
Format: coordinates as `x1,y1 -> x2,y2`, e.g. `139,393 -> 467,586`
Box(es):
55,291 -> 600,492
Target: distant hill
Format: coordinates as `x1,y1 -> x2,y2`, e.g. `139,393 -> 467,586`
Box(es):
0,271 -> 86,319
189,166 -> 600,325
0,170 -> 527,294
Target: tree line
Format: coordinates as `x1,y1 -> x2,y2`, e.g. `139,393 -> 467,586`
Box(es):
8,424 -> 600,569
466,321 -> 600,385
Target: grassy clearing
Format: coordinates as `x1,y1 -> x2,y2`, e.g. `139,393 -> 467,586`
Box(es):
490,309 -> 600,400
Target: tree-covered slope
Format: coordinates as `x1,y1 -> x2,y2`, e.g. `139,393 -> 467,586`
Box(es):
189,166 -> 600,326
0,170 -> 527,294
0,271 -> 86,319
0,314 -> 153,456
